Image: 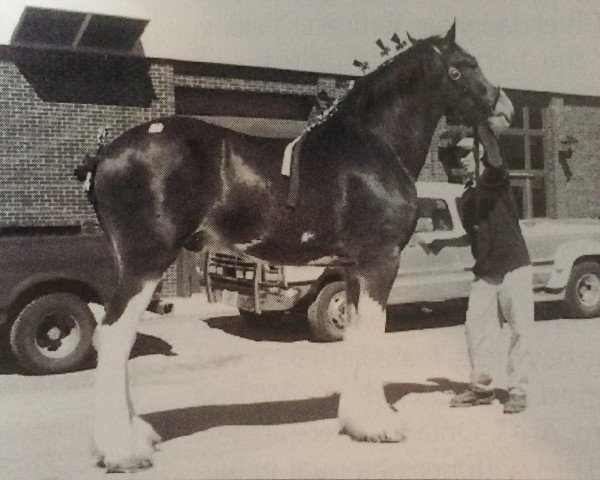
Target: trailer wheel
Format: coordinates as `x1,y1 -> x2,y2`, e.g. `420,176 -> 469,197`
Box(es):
307,281 -> 349,342
563,261 -> 600,318
9,293 -> 96,374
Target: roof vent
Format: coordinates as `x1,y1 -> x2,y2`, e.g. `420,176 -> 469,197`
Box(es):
11,6 -> 148,54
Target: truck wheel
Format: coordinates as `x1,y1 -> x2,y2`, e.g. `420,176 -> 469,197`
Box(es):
9,293 -> 96,374
307,281 -> 349,342
563,261 -> 600,318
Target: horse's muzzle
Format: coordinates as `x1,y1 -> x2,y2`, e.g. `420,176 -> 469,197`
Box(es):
488,88 -> 514,129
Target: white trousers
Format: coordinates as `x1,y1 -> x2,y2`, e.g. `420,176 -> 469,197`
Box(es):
465,265 -> 534,394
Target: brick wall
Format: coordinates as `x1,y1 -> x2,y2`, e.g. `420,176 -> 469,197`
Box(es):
0,58 -> 183,294
0,61 -> 146,227
548,98 -> 600,219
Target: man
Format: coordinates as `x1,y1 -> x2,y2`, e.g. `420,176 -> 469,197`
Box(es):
450,136 -> 534,414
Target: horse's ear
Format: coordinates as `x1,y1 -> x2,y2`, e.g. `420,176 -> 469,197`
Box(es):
406,32 -> 417,45
444,19 -> 456,44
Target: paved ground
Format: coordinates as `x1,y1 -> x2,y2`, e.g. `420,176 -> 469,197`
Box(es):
1,296 -> 599,480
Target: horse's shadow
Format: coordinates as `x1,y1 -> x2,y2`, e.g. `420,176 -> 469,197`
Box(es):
205,314 -> 312,342
205,300 -> 565,344
130,332 -> 177,359
205,303 -> 467,343
142,377 -> 470,442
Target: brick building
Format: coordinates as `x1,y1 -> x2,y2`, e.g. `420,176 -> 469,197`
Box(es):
1,7 -> 599,296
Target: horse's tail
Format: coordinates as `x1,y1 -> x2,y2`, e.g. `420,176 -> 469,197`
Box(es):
73,151 -> 102,217
74,127 -> 110,213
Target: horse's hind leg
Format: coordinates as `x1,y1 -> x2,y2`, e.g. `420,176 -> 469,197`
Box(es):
338,250 -> 405,442
93,270 -> 163,472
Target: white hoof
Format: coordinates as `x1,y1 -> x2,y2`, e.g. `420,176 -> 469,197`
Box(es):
94,417 -> 161,472
339,410 -> 406,443
133,416 -> 162,456
338,393 -> 406,443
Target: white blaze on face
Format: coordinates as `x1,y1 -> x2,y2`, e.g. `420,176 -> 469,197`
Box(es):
489,89 -> 514,129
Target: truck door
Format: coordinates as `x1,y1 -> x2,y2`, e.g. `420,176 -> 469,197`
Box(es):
389,196 -> 474,304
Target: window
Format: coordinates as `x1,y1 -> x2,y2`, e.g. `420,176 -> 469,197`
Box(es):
501,104 -> 546,218
530,136 -> 545,170
511,185 -> 525,217
499,136 -> 525,170
532,177 -> 547,218
416,198 -> 453,232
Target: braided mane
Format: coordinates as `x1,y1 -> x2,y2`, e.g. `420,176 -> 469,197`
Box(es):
305,36 -> 447,133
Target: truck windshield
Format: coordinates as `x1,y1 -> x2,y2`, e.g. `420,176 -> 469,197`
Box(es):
416,198 -> 453,232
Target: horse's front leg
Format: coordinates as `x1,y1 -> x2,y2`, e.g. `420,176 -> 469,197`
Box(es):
338,251 -> 405,442
93,275 -> 162,472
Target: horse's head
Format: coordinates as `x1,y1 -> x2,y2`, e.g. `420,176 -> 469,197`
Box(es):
414,22 -> 514,133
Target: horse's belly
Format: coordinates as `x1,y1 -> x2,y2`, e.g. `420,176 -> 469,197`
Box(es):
201,196 -> 341,265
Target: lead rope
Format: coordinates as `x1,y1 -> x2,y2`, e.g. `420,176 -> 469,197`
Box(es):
473,125 -> 481,232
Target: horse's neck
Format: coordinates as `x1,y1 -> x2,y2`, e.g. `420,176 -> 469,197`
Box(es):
365,88 -> 444,180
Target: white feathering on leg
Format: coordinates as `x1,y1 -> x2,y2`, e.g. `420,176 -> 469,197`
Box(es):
93,279 -> 160,470
338,290 -> 405,442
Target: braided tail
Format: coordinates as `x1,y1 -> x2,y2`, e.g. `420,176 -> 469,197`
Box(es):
73,151 -> 103,221
74,127 -> 109,214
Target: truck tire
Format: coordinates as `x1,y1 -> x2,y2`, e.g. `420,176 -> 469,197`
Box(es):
307,281 -> 349,342
9,293 -> 96,374
563,261 -> 600,318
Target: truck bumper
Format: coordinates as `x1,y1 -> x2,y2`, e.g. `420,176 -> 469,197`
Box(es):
211,285 -> 310,313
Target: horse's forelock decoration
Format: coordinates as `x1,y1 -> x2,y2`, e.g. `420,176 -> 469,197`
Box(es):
81,22 -> 514,473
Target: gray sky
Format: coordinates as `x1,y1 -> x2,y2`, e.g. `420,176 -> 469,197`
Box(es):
1,0 -> 599,96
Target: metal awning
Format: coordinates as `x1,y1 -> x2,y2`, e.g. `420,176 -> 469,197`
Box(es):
11,6 -> 148,54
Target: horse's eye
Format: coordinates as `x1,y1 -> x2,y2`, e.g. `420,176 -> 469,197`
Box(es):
448,67 -> 461,81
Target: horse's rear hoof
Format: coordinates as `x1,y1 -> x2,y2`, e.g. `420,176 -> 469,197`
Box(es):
101,456 -> 153,473
340,425 -> 406,443
94,417 -> 160,472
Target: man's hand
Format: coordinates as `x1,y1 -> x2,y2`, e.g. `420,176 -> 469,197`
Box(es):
460,153 -> 476,179
412,235 -> 444,255
412,234 -> 432,253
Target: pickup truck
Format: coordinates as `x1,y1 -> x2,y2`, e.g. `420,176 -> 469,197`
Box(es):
0,227 -> 117,374
0,227 -> 170,374
206,182 -> 600,341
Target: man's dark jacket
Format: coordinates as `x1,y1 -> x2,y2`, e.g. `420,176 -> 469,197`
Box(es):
459,159 -> 531,277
